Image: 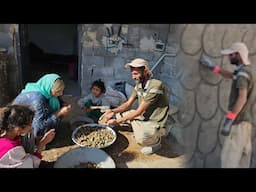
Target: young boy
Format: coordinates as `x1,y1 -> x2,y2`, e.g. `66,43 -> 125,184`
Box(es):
77,79 -> 126,122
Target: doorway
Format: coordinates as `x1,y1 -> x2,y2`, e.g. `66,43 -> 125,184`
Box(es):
18,24 -> 80,96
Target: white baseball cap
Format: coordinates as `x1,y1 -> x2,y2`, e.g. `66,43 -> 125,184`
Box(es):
124,58 -> 149,69
221,42 -> 250,65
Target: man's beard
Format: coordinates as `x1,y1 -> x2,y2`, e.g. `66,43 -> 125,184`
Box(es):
134,76 -> 145,84
230,58 -> 239,65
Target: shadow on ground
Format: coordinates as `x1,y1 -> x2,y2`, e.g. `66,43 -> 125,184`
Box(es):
46,121 -> 74,149
104,131 -> 132,168
155,133 -> 185,158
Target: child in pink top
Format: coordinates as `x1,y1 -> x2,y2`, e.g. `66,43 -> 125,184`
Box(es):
0,105 -> 55,168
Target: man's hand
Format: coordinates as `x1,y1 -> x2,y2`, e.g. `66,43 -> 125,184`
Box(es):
221,118 -> 234,136
107,119 -> 118,126
102,109 -> 115,120
199,54 -> 218,71
98,109 -> 115,125
221,111 -> 237,136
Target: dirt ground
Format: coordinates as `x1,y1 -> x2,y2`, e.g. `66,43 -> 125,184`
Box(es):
41,95 -> 186,168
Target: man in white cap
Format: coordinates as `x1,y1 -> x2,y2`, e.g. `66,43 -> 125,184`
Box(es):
100,58 -> 169,155
199,42 -> 256,168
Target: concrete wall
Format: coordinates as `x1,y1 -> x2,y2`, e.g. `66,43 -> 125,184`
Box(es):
79,24 -> 256,167
171,24 -> 256,167
28,24 -> 77,55
79,24 -> 180,105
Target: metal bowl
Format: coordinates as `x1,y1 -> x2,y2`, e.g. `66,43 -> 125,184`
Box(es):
54,147 -> 115,168
71,123 -> 117,148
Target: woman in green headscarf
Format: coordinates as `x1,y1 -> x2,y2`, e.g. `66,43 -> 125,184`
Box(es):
12,73 -> 71,153
22,73 -> 64,112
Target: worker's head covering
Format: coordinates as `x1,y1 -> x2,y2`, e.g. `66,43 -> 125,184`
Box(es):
221,42 -> 250,65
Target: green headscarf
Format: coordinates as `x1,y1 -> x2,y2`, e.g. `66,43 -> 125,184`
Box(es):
22,73 -> 62,112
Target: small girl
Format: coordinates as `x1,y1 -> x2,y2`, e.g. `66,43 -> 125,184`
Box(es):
0,105 -> 55,168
